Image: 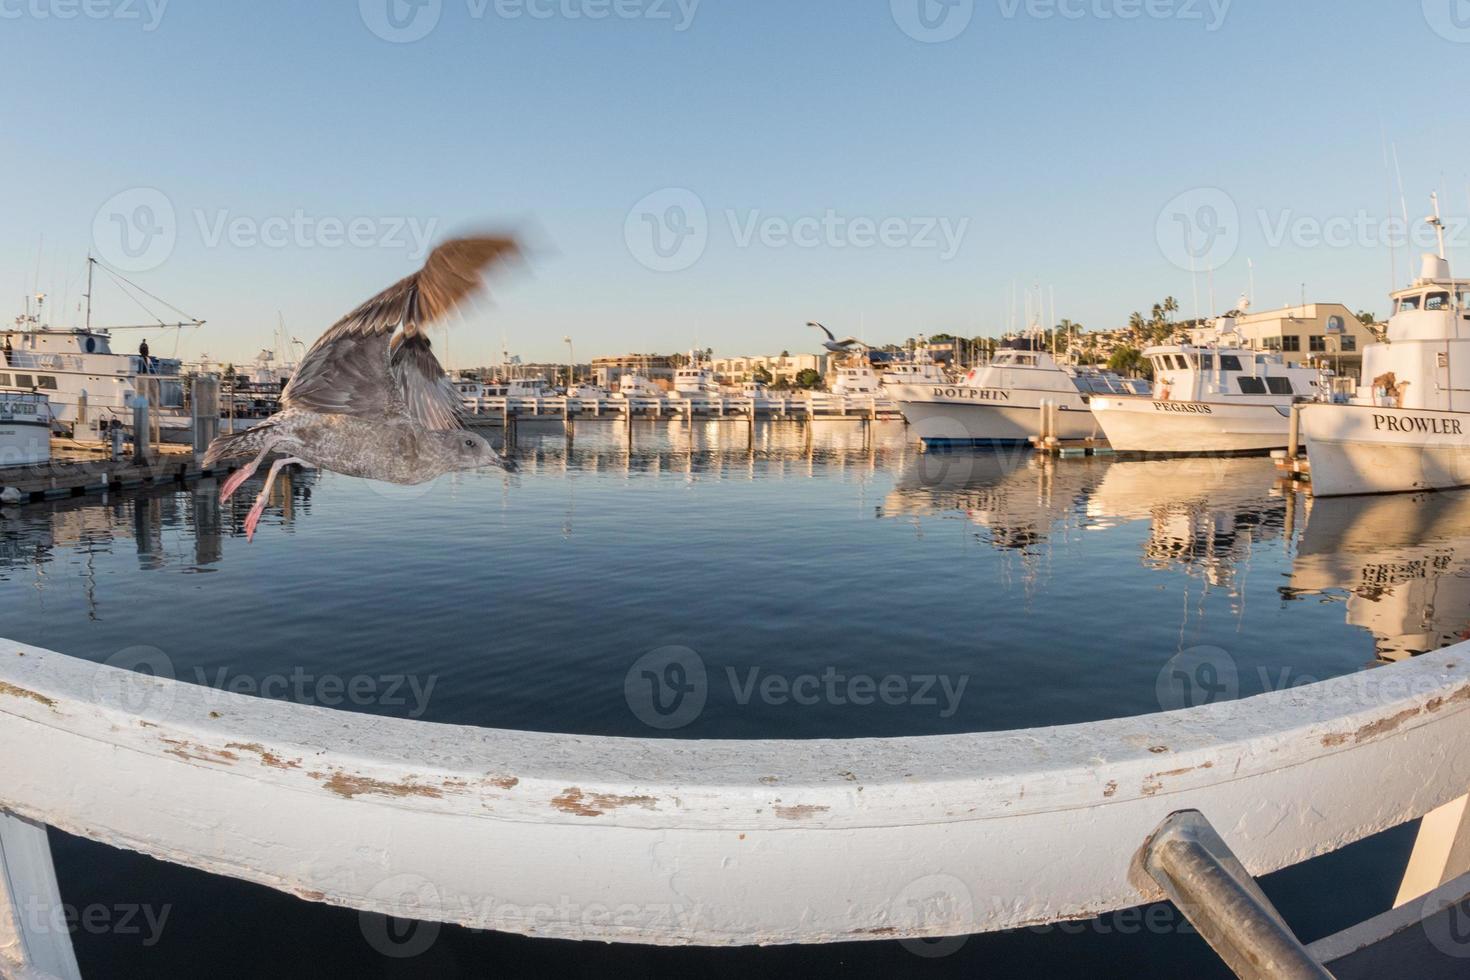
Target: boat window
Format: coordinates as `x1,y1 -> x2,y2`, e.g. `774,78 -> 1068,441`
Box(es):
1426,292 -> 1452,311
1265,377 -> 1293,395
1174,354 -> 1192,370
1218,355 -> 1243,371
14,374 -> 33,388
1015,354 -> 1037,366
37,376 -> 57,390
1199,353 -> 1214,368
1398,294 -> 1422,312
1237,377 -> 1267,394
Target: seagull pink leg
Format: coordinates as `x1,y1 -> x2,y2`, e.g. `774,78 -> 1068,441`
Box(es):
219,447 -> 271,504
243,457 -> 305,542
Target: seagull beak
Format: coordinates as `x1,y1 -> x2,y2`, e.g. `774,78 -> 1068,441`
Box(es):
494,453 -> 518,473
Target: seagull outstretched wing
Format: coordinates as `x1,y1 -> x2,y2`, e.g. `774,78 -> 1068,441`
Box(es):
806,321 -> 837,343
283,236 -> 519,430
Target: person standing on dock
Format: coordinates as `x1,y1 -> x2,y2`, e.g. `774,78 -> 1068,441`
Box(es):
138,338 -> 151,374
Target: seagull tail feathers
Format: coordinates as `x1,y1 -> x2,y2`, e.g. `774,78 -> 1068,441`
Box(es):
203,423 -> 276,469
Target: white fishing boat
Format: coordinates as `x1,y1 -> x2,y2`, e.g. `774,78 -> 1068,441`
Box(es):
2,263 -> 202,436
809,358 -> 897,414
567,382 -> 608,400
1301,205 -> 1470,495
0,392 -> 53,467
614,374 -> 664,398
880,345 -> 949,387
890,337 -> 1134,447
673,351 -> 720,396
1089,321 -> 1331,455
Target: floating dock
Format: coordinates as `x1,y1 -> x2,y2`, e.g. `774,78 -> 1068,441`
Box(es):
0,442 -> 236,505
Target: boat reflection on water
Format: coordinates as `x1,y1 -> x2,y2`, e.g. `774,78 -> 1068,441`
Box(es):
0,467 -> 316,581
1290,490 -> 1470,663
880,450 -> 1105,551
1086,457 -> 1293,593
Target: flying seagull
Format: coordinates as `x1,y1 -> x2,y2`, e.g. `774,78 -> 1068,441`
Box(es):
204,235 -> 519,541
806,321 -> 868,353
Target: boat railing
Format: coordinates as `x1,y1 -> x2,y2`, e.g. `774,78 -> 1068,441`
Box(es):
5,640 -> 1470,976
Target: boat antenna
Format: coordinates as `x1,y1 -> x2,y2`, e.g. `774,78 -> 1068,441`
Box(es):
1391,143 -> 1412,283
1379,119 -> 1398,292
1428,191 -> 1447,261
84,255 -> 94,332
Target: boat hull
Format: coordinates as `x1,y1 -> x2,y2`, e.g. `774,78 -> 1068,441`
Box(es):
1089,396 -> 1293,455
891,384 -> 1097,446
1301,403 -> 1470,496
0,418 -> 50,467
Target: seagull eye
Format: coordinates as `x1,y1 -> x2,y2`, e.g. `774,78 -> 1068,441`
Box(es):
464,439 -> 476,449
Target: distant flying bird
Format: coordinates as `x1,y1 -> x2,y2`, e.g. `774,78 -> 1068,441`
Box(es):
204,236 -> 520,541
806,321 -> 868,353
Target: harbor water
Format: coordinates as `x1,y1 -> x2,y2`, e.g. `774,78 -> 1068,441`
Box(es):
0,420 -> 1444,977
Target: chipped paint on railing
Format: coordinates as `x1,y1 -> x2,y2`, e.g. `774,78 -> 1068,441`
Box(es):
3,640 -> 1470,945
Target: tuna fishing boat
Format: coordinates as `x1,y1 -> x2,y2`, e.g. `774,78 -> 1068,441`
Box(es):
1301,201 -> 1470,495
1089,320 -> 1331,455
889,336 -> 1141,447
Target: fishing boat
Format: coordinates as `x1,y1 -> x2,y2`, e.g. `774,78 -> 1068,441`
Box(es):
889,336 -> 1137,447
0,391 -> 53,466
1,261 -> 202,437
1088,319 -> 1332,455
880,345 -> 949,387
1301,201 -> 1470,495
614,374 -> 664,398
673,350 -> 720,396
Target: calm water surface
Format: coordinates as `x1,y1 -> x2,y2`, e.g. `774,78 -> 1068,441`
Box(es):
3,420 -> 1457,976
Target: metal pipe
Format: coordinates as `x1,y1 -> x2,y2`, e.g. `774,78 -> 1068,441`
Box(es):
1143,811 -> 1331,980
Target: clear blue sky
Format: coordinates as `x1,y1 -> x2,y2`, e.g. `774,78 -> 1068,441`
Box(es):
4,0 -> 1469,368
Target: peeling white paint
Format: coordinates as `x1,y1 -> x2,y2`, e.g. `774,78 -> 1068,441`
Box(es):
2,640 -> 1470,946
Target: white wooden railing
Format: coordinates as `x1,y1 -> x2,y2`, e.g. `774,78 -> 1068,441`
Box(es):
4,639 -> 1470,975
458,395 -> 895,419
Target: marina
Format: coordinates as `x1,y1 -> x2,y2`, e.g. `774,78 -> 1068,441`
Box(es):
11,3 -> 1470,977
5,426 -> 1470,977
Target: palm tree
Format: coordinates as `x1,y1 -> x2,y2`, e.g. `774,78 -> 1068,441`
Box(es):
1163,296 -> 1179,321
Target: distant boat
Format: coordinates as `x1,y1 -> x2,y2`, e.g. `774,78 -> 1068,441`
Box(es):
673,350 -> 720,395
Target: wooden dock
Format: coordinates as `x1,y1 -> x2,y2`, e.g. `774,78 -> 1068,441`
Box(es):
0,442 -> 236,505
